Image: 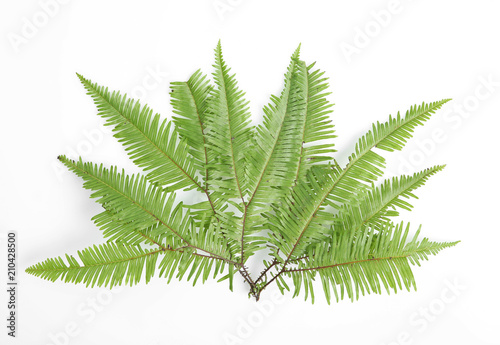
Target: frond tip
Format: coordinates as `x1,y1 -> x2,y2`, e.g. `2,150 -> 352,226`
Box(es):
26,243 -> 162,288
27,43 -> 458,304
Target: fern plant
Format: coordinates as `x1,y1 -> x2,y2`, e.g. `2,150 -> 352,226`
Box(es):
26,43 -> 458,304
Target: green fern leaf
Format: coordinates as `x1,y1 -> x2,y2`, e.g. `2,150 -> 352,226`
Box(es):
281,222 -> 459,304
245,45 -> 306,207
293,61 -> 336,182
25,243 -> 162,288
77,74 -> 201,192
335,165 -> 446,233
170,69 -> 213,186
205,41 -> 253,199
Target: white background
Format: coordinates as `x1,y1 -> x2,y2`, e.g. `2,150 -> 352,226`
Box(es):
1,0 -> 499,344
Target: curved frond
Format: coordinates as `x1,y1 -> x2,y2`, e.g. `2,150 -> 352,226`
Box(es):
77,74 -> 201,192
294,61 -> 336,182
330,99 -> 451,206
246,46 -> 307,208
335,165 -> 446,233
170,70 -> 213,188
204,41 -> 253,199
280,222 -> 459,304
58,156 -> 233,262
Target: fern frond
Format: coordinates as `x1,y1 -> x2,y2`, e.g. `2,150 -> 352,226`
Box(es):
330,99 -> 451,206
236,46 -> 308,261
205,41 -> 253,199
77,74 -> 201,192
58,156 -> 234,262
26,243 -> 162,287
170,69 -> 213,180
293,61 -> 336,182
335,165 -> 446,233
59,156 -> 185,241
26,242 -> 231,288
245,46 -> 306,208
280,222 -> 459,304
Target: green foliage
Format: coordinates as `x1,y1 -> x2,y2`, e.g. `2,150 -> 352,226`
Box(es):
26,43 -> 458,303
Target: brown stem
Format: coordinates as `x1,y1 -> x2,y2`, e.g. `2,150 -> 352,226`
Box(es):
255,258 -> 279,284
239,266 -> 259,298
